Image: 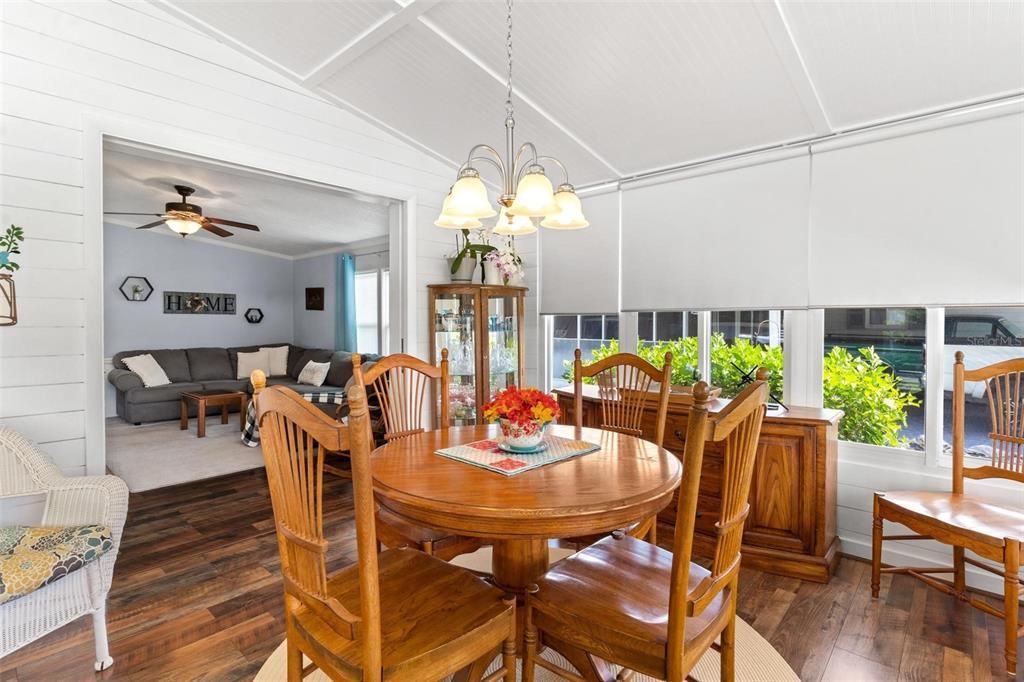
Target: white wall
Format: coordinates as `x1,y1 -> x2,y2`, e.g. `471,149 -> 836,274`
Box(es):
104,226 -> 295,352
0,0 -> 458,475
292,252 -> 334,350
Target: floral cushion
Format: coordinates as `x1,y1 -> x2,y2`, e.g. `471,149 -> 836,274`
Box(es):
0,525 -> 112,605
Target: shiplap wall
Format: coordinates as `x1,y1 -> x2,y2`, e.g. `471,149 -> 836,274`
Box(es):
0,0 -> 545,475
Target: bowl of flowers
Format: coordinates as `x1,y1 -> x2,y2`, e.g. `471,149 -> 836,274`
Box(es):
482,386 -> 560,451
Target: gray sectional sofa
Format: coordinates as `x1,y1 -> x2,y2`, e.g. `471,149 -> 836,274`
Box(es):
108,343 -> 379,424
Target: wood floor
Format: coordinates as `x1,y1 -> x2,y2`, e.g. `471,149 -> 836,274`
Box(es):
1,469 -> 1017,681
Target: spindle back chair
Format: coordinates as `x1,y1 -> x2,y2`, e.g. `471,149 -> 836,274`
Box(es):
872,352 -> 1024,676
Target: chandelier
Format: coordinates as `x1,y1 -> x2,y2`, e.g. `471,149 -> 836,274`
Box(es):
434,0 -> 588,235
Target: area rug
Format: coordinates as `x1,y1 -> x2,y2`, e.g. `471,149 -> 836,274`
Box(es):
105,417 -> 263,492
255,616 -> 797,682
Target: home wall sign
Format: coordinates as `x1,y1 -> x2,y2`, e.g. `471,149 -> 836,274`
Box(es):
163,291 -> 236,315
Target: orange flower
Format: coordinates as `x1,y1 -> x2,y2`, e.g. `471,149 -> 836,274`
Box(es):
482,386 -> 561,426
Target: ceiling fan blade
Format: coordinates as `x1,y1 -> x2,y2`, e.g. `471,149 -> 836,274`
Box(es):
201,222 -> 233,238
206,217 -> 260,231
135,220 -> 167,230
105,212 -> 163,216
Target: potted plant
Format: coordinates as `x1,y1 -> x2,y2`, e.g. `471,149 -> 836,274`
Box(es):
0,224 -> 24,326
483,240 -> 524,286
447,229 -> 496,283
482,386 -> 561,450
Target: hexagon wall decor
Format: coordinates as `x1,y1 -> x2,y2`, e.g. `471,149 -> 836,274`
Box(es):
244,307 -> 264,324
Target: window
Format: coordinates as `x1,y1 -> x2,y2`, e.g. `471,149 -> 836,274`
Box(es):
943,306 -> 1024,461
711,310 -> 784,400
633,311 -> 699,384
823,307 -> 925,448
355,268 -> 389,354
549,314 -> 619,389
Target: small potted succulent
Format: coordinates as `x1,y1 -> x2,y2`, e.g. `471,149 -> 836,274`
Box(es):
0,224 -> 24,326
482,386 -> 561,451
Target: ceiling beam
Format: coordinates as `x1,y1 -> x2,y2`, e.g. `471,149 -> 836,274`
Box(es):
303,0 -> 444,88
755,1 -> 833,136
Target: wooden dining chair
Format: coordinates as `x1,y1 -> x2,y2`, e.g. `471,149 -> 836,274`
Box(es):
872,351 -> 1024,676
352,351 -> 481,561
524,378 -> 768,682
258,383 -> 516,682
573,348 -> 673,543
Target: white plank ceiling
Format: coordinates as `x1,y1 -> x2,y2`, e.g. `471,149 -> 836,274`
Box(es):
160,0 -> 1024,187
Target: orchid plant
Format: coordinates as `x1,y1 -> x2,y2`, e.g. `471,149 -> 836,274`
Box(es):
483,239 -> 524,283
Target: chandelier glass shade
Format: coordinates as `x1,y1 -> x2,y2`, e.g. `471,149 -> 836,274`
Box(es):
435,0 -> 586,233
434,189 -> 484,229
540,185 -> 589,229
493,206 -> 537,236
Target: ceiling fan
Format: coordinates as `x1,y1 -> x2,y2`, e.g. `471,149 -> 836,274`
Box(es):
104,185 -> 260,238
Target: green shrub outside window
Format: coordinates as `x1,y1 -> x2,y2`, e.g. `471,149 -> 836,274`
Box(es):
565,336 -> 919,448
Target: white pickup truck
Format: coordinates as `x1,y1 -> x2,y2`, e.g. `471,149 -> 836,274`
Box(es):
942,314 -> 1024,398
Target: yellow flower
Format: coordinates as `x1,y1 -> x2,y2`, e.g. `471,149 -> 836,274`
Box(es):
531,404 -> 553,423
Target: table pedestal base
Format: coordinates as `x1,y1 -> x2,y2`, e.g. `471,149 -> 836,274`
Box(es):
490,538 -> 547,655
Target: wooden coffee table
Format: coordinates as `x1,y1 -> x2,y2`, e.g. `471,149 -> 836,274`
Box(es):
179,390 -> 248,438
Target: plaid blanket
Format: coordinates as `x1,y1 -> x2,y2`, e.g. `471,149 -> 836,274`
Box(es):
241,391 -> 346,447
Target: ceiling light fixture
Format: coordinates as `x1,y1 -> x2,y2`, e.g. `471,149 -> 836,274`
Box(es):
165,215 -> 202,236
434,0 -> 588,232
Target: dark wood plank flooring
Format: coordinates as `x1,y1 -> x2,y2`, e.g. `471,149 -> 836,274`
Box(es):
1,470 -> 1017,681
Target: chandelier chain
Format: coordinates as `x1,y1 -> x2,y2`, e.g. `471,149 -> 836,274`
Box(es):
505,0 -> 514,118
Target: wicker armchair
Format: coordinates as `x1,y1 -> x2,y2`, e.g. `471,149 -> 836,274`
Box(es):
0,428 -> 129,671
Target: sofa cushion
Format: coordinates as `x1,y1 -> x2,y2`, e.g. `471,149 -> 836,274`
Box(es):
291,349 -> 333,379
186,348 -> 233,381
150,349 -> 191,383
121,354 -> 171,388
201,379 -> 248,393
228,343 -> 291,377
286,345 -> 309,378
262,345 -> 290,376
0,525 -> 112,605
326,352 -> 355,389
126,382 -> 204,404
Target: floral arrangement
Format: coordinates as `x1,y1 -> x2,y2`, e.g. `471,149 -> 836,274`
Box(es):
0,225 -> 25,272
483,245 -> 523,283
483,386 -> 560,426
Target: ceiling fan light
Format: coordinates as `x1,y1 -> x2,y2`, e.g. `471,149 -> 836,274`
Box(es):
508,166 -> 559,217
447,170 -> 497,219
166,218 -> 201,236
493,206 -> 537,236
435,191 -> 484,229
540,185 -> 589,229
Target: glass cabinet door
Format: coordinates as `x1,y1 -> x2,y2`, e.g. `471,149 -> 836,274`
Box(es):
434,291 -> 477,425
485,291 -> 520,400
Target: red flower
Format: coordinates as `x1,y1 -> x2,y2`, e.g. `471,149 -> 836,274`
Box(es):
482,386 -> 561,426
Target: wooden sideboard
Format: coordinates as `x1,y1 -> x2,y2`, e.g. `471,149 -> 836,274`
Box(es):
555,385 -> 843,583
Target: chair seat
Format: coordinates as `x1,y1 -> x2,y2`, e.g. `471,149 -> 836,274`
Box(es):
291,548 -> 513,680
878,491 -> 1024,552
0,525 -> 113,605
530,535 -> 730,678
376,507 -> 481,561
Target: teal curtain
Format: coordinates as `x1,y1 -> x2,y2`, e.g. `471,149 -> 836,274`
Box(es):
335,253 -> 357,351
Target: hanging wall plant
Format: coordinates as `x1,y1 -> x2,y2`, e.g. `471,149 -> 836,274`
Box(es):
0,224 -> 24,326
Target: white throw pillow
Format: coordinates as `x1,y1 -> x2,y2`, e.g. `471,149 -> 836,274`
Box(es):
236,349 -> 269,380
298,360 -> 330,387
122,354 -> 171,388
261,346 -> 289,377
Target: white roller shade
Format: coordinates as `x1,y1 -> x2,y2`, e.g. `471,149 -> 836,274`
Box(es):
539,190 -> 620,315
809,109 -> 1024,307
620,151 -> 810,311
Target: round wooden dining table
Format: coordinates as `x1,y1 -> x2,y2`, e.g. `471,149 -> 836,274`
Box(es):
370,423 -> 682,648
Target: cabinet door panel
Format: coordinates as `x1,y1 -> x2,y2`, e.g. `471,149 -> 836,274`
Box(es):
744,425 -> 815,552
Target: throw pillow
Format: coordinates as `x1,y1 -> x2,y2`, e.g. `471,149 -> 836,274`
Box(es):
236,349 -> 269,380
261,346 -> 289,377
298,360 -> 330,387
122,354 -> 171,387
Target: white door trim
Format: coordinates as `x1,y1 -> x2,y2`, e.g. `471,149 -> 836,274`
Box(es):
83,114 -> 420,475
